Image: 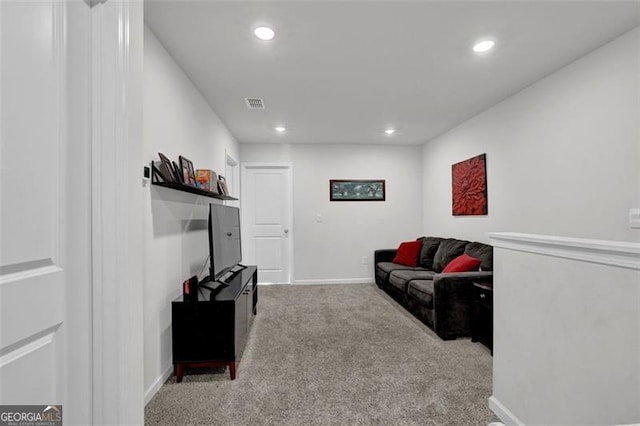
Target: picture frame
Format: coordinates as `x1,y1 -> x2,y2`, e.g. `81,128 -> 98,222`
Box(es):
157,152 -> 176,183
452,153 -> 487,216
179,155 -> 197,187
172,161 -> 183,184
217,175 -> 229,195
151,161 -> 168,182
329,179 -> 386,201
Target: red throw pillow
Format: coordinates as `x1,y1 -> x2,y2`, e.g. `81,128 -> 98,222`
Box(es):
442,253 -> 481,273
392,240 -> 423,267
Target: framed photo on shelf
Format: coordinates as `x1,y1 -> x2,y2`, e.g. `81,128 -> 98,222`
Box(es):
157,152 -> 176,183
179,155 -> 197,187
172,161 -> 183,183
151,161 -> 169,182
217,175 -> 229,195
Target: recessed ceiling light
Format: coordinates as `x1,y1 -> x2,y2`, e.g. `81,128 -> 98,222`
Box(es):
254,26 -> 275,41
384,128 -> 395,135
275,126 -> 286,132
473,40 -> 495,53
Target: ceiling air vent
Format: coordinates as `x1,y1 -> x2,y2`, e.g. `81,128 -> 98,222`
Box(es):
245,98 -> 265,109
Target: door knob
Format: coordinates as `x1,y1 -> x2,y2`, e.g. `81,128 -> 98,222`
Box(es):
284,229 -> 289,234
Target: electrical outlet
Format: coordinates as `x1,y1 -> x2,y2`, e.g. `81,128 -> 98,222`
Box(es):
630,208 -> 640,229
361,256 -> 368,265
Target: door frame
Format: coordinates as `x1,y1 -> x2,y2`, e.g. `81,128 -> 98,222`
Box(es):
90,0 -> 144,423
240,163 -> 294,285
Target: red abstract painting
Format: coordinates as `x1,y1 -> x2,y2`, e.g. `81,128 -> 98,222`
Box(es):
452,154 -> 487,216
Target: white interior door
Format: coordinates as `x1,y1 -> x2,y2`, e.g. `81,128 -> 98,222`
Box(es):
241,164 -> 293,284
0,0 -> 92,422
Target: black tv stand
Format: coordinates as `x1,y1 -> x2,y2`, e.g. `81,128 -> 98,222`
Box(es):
172,266 -> 258,381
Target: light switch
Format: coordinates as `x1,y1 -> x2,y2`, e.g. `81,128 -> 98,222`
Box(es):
316,213 -> 323,223
629,208 -> 640,229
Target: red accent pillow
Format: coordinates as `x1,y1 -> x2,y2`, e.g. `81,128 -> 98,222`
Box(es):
392,240 -> 423,267
442,253 -> 481,273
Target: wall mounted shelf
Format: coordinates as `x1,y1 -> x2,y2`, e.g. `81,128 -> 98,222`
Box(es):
151,181 -> 237,201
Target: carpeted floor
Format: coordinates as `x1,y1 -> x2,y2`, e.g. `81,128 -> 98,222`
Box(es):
145,284 -> 495,425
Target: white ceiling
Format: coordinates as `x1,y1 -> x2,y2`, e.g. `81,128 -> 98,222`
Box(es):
144,1 -> 640,145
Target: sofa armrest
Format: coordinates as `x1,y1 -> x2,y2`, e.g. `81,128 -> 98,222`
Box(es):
431,271 -> 493,339
374,249 -> 397,265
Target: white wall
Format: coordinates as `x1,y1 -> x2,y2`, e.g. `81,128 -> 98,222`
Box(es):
417,28 -> 640,424
241,143 -> 423,283
142,26 -> 239,402
489,233 -> 640,425
421,27 -> 640,243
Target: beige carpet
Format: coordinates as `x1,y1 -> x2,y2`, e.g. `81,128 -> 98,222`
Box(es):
145,284 -> 495,425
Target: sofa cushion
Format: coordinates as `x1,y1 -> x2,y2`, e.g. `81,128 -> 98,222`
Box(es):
392,240 -> 423,267
442,253 -> 481,273
432,238 -> 469,272
376,262 -> 419,284
464,242 -> 493,271
388,269 -> 436,292
418,237 -> 443,269
376,262 -> 424,287
407,280 -> 434,308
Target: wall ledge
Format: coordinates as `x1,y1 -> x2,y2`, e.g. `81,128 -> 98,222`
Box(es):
488,232 -> 640,271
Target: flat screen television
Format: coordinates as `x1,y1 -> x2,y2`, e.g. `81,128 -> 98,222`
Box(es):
204,203 -> 243,284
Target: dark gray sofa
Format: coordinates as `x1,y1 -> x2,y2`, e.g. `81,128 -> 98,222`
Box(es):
375,237 -> 493,340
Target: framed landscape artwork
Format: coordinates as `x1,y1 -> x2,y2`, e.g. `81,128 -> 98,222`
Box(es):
330,179 -> 386,201
452,153 -> 487,216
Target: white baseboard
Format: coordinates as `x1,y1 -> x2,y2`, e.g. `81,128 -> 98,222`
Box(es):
489,396 -> 524,426
144,364 -> 174,406
293,278 -> 373,285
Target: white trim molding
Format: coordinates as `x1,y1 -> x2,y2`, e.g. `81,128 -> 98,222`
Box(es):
489,232 -> 640,270
91,0 -> 144,424
144,364 -> 173,406
489,396 -> 524,426
242,162 -> 293,170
